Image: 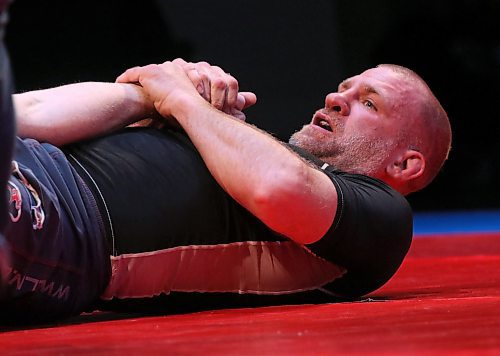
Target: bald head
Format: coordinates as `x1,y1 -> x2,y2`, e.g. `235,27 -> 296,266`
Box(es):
378,64 -> 452,193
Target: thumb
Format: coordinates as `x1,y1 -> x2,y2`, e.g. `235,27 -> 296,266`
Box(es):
116,66 -> 142,84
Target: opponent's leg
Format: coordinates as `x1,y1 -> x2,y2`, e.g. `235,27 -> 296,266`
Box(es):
0,8 -> 17,287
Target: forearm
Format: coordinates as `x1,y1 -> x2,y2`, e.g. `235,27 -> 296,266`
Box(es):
14,82 -> 154,145
171,95 -> 337,244
174,97 -> 295,192
115,61 -> 337,244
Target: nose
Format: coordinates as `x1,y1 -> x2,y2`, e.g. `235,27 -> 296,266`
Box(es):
325,93 -> 350,115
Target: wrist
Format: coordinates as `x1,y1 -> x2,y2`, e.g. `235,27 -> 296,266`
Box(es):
122,83 -> 157,121
167,91 -> 209,124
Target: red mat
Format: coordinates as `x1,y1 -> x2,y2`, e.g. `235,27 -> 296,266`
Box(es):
1,233 -> 499,354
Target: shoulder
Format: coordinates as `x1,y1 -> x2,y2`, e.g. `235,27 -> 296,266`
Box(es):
310,166 -> 413,298
324,167 -> 412,230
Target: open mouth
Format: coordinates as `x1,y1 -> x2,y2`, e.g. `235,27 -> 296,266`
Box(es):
317,119 -> 332,131
313,113 -> 334,132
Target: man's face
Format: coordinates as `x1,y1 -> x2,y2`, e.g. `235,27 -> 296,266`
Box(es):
290,66 -> 420,177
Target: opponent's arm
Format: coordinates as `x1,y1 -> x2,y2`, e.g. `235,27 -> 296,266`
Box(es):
117,62 -> 337,245
14,82 -> 155,146
14,76 -> 256,146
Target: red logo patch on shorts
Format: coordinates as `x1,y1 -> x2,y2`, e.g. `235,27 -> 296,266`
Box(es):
7,180 -> 22,223
10,161 -> 46,230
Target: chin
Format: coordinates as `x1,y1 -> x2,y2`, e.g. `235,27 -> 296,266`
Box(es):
290,125 -> 318,144
290,125 -> 334,150
288,130 -> 309,148
289,132 -> 329,163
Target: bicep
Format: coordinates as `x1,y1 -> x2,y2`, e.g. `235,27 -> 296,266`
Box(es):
257,166 -> 338,245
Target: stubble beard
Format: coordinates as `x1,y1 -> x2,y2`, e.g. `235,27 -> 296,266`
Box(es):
289,125 -> 396,177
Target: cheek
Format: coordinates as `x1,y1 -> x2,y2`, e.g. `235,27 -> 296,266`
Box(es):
345,108 -> 379,130
345,106 -> 400,139
344,119 -> 378,137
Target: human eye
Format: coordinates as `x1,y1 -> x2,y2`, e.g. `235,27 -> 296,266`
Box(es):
363,99 -> 377,111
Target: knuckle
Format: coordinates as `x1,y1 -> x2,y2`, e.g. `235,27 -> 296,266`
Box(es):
212,78 -> 227,89
228,77 -> 239,91
173,58 -> 187,65
213,98 -> 224,109
147,64 -> 163,72
199,72 -> 209,82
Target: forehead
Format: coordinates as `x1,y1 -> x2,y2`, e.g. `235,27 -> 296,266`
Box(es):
344,68 -> 428,129
341,67 -> 410,95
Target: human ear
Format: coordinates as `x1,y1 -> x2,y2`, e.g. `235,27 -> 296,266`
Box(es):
386,150 -> 425,181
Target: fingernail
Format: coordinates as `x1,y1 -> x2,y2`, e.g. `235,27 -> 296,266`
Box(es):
197,84 -> 204,95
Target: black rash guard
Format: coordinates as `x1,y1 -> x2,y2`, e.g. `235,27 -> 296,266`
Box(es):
65,127 -> 413,303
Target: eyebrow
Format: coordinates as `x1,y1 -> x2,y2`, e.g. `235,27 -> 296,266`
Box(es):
363,85 -> 379,95
338,79 -> 351,91
338,79 -> 380,96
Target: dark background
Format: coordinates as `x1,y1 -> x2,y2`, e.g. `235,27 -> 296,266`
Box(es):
5,0 -> 500,212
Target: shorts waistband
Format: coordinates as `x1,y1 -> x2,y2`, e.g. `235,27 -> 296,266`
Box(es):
67,154 -> 115,256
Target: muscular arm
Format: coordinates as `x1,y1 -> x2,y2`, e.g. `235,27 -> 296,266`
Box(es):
118,62 -> 338,244
14,82 -> 155,145
175,98 -> 337,244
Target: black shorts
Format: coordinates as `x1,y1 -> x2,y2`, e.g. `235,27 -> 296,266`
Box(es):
1,139 -> 111,324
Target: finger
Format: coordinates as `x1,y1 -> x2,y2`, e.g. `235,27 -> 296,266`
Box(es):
183,67 -> 207,99
195,64 -> 226,110
197,68 -> 212,103
235,94 -> 246,111
187,62 -> 210,102
195,61 -> 211,70
234,93 -> 257,114
229,108 -> 247,121
171,59 -> 211,101
239,92 -> 257,109
224,73 -> 239,112
116,66 -> 143,83
116,64 -> 162,84
210,65 -> 239,112
172,58 -> 189,67
209,73 -> 228,111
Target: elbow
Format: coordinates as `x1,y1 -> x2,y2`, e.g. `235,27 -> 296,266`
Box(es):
249,160 -> 336,245
14,95 -> 68,146
250,162 -> 314,237
14,95 -> 42,138
252,160 -> 308,206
